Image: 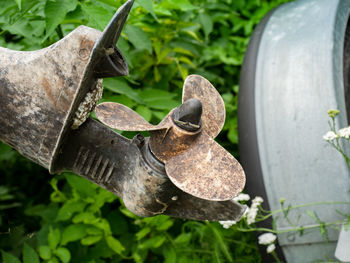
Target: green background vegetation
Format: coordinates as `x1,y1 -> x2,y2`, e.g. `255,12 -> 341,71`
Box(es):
0,0 -> 288,262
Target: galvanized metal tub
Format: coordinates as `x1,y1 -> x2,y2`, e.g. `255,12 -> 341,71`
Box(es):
239,0 -> 350,262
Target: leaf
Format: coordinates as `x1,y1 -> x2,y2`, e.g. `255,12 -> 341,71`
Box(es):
138,235 -> 166,250
156,219 -> 174,231
64,173 -> 98,197
47,256 -> 59,263
23,243 -> 40,263
56,200 -> 86,221
136,227 -> 151,240
13,0 -> 21,10
135,105 -> 152,122
81,235 -> 103,246
173,47 -> 194,57
61,224 -> 88,245
159,0 -> 195,11
48,227 -> 61,250
136,0 -> 157,20
55,247 -> 71,263
176,62 -> 188,81
174,233 -> 191,245
0,143 -> 15,161
107,211 -> 129,235
146,99 -> 179,110
124,25 -> 152,54
106,236 -> 125,255
38,246 -> 52,260
81,2 -> 112,31
210,226 -> 233,263
86,226 -> 103,236
100,95 -> 135,108
138,89 -> 177,102
72,212 -> 98,224
103,78 -> 143,104
163,246 -> 176,263
45,0 -> 77,37
94,219 -> 112,235
178,56 -> 195,67
199,13 -> 213,38
1,251 -> 21,263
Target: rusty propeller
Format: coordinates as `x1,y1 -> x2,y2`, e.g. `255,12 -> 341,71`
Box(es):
95,75 -> 246,201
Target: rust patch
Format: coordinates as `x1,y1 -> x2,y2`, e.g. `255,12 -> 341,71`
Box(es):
79,36 -> 95,61
164,132 -> 245,201
41,76 -> 57,111
95,102 -> 171,131
182,75 -> 225,139
149,118 -> 201,162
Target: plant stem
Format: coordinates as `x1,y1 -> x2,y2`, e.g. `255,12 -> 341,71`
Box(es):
237,219 -> 346,234
255,201 -> 350,223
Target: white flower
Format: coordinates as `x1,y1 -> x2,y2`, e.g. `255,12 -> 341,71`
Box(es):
258,233 -> 277,245
245,196 -> 264,225
233,193 -> 250,202
219,220 -> 236,229
252,196 -> 263,205
247,207 -> 258,225
323,131 -> 338,141
266,244 -> 276,253
338,127 -> 350,139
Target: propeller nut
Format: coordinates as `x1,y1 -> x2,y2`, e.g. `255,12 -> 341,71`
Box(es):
172,98 -> 202,132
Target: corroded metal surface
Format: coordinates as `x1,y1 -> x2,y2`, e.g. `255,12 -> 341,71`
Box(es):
164,193 -> 247,221
95,102 -> 171,131
0,26 -> 101,168
58,118 -> 246,220
149,118 -> 201,161
95,75 -> 246,201
182,74 -> 225,138
165,132 -> 245,201
0,1 -> 132,171
72,79 -> 103,129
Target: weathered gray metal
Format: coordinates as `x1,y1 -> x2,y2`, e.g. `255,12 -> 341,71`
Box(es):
239,0 -> 350,261
56,118 -> 246,220
0,0 -> 131,171
0,0 -> 247,221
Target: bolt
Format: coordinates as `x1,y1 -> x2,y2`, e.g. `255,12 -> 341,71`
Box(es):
133,134 -> 145,148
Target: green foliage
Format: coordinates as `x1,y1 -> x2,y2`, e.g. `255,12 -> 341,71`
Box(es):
0,0 -> 291,262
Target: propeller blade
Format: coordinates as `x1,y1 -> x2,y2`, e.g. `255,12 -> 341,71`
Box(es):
164,191 -> 247,221
95,102 -> 170,131
91,0 -> 134,78
98,0 -> 134,48
182,75 -> 225,138
164,132 -> 245,201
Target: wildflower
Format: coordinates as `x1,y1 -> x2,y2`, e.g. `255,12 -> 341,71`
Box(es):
323,131 -> 338,141
327,109 -> 340,118
246,196 -> 264,225
280,198 -> 285,205
247,207 -> 258,225
253,196 -> 263,205
266,244 -> 276,253
219,220 -> 236,229
338,127 -> 350,139
258,233 -> 277,245
233,193 -> 250,202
